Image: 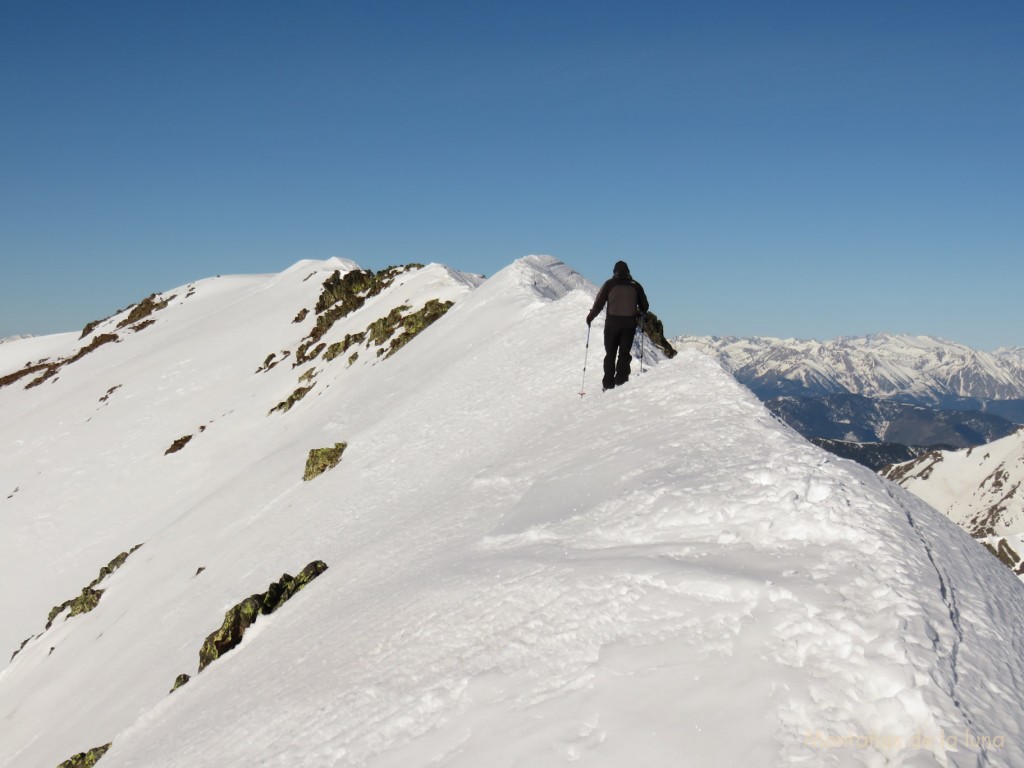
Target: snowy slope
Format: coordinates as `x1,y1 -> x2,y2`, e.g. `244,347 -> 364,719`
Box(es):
3,257 -> 1024,767
676,333 -> 1024,404
882,429 -> 1024,578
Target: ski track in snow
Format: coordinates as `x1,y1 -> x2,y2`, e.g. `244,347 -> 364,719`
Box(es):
2,257 -> 1024,767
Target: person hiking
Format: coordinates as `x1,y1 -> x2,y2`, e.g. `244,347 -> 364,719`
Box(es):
586,261 -> 650,390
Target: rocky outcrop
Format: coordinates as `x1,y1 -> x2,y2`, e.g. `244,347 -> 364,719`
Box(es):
195,561 -> 329,672
268,384 -> 316,415
303,443 -> 347,481
115,294 -> 174,329
10,545 -> 144,661
57,743 -> 112,768
164,435 -> 193,455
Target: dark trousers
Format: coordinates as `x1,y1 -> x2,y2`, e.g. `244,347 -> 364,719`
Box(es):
603,316 -> 637,389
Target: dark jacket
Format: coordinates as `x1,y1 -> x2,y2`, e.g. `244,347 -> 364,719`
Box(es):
587,276 -> 649,324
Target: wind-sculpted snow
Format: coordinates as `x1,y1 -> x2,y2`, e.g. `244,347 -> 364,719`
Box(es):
2,258 -> 1023,767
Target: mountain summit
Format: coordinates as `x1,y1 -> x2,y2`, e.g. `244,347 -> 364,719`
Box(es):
2,257 -> 1023,767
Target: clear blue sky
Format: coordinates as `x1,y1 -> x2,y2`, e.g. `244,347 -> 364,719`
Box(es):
2,1 -> 1021,349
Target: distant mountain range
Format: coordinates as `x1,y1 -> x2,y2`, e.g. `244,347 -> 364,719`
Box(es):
675,333 -> 1024,469
882,428 -> 1024,579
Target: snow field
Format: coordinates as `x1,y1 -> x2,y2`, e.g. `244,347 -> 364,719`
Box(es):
2,257 -> 1023,767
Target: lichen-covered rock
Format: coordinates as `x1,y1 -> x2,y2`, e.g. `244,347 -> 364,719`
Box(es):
303,443 -> 347,481
196,561 -> 328,672
366,306 -> 410,351
324,332 -> 366,362
57,742 -> 111,767
198,595 -> 263,671
268,384 -> 315,415
302,265 -> 423,350
383,299 -> 454,358
170,673 -> 191,693
40,545 -> 143,632
293,307 -> 309,323
294,341 -> 327,366
262,561 -> 330,613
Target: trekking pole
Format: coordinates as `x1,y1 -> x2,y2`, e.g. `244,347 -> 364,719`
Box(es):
579,324 -> 591,398
638,314 -> 646,374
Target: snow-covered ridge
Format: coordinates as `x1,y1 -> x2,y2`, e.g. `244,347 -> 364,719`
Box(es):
2,258 -> 1023,766
676,332 -> 1024,404
883,427 -> 1024,578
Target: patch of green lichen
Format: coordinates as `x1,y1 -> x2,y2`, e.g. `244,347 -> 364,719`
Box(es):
383,299 -> 454,358
197,561 -> 328,672
348,351 -> 359,365
297,367 -> 318,384
57,743 -> 112,768
116,293 -> 174,329
303,443 -> 347,481
268,384 -> 315,415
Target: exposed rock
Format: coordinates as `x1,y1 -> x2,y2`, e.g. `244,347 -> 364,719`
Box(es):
26,334 -> 121,389
46,587 -> 104,629
57,743 -> 111,768
381,299 -> 454,359
0,362 -> 51,390
170,673 -> 191,693
164,435 -> 193,455
116,293 -> 174,329
324,332 -> 366,362
268,384 -> 316,415
294,341 -> 327,366
303,443 -> 347,481
34,546 -> 143,640
302,265 -> 422,351
196,561 -> 328,672
98,385 -> 121,403
10,635 -> 34,662
293,308 -> 309,323
984,539 -> 1024,575
367,306 -> 410,352
256,351 -> 290,374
